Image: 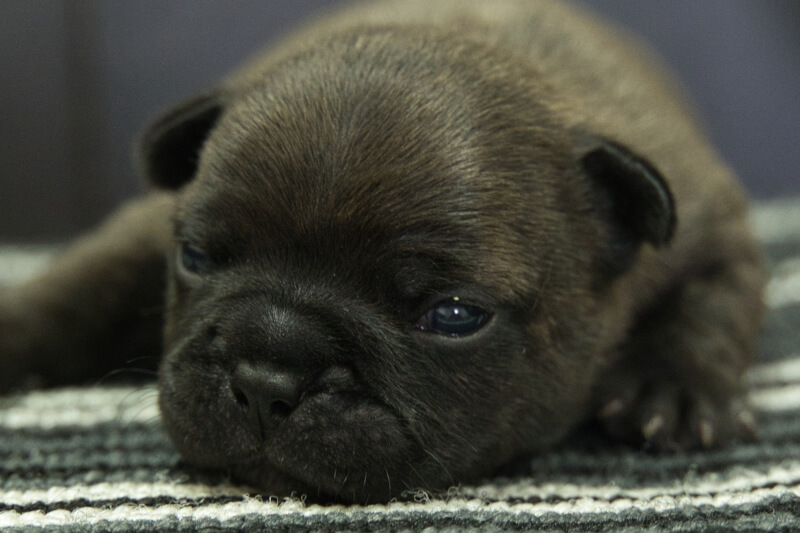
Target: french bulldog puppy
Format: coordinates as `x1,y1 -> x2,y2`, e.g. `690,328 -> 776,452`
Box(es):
0,0 -> 765,503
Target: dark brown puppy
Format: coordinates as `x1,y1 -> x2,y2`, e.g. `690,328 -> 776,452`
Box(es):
0,0 -> 765,503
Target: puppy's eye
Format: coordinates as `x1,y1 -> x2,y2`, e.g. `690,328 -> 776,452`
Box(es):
178,242 -> 211,275
418,299 -> 490,337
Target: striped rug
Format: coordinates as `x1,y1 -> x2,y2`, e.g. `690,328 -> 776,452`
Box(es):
2,197 -> 800,532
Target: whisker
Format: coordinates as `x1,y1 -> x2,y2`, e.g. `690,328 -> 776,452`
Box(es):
424,449 -> 455,487
95,367 -> 158,386
404,460 -> 426,488
125,355 -> 158,364
115,386 -> 160,426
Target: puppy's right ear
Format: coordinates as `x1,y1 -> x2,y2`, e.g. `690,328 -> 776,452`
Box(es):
137,93 -> 223,189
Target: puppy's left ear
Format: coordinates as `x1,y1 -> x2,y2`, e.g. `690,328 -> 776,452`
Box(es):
136,93 -> 223,189
579,138 -> 676,248
576,136 -> 677,282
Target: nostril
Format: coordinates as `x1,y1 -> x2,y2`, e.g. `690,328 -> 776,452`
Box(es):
269,399 -> 293,419
232,386 -> 250,409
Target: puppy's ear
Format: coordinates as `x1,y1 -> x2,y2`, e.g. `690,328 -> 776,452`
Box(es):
580,138 -> 676,246
577,137 -> 676,278
137,93 -> 223,189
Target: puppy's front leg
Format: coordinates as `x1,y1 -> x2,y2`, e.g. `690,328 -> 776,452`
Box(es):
0,193 -> 174,392
595,225 -> 766,449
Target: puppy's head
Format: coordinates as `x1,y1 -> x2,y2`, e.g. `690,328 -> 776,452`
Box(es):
140,30 -> 674,503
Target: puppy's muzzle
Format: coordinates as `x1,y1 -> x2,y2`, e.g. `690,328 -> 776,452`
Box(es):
161,296 -> 414,499
229,359 -> 360,435
208,299 -> 360,438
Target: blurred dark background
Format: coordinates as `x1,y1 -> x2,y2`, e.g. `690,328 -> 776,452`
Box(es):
1,0 -> 798,242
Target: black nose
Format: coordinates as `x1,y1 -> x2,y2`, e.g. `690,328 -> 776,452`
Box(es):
230,361 -> 304,433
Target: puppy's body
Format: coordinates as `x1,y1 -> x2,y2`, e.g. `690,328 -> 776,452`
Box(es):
1,0 -> 765,503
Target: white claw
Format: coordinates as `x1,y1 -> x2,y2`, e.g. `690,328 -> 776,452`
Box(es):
698,419 -> 715,448
642,414 -> 665,440
738,410 -> 758,437
599,399 -> 625,419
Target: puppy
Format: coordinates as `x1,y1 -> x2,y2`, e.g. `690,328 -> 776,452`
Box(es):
0,0 -> 765,503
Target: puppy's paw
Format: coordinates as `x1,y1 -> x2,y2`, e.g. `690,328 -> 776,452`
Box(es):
595,374 -> 756,451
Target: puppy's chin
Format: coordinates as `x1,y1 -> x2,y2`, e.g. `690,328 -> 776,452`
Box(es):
159,355 -> 422,503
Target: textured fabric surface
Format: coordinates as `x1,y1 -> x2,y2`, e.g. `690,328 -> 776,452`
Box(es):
2,197 -> 800,532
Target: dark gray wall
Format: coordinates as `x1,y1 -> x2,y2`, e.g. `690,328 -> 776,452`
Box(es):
2,0 -> 798,242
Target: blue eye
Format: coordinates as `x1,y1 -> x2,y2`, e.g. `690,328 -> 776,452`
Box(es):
419,300 -> 490,337
178,242 -> 210,275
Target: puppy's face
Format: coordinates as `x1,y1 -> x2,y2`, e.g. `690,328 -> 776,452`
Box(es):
146,32 -> 673,502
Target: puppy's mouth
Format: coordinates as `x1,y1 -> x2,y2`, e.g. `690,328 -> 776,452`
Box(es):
233,390 -> 419,501
160,361 -> 424,502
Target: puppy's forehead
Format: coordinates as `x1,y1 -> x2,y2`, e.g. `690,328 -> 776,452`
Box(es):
185,33 -> 572,298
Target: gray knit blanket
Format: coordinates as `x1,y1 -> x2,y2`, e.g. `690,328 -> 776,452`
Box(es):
2,198 -> 800,532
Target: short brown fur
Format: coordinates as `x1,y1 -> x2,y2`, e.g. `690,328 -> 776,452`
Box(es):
0,0 -> 765,503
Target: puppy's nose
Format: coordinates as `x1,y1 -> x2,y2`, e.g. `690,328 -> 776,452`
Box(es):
230,361 -> 303,432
